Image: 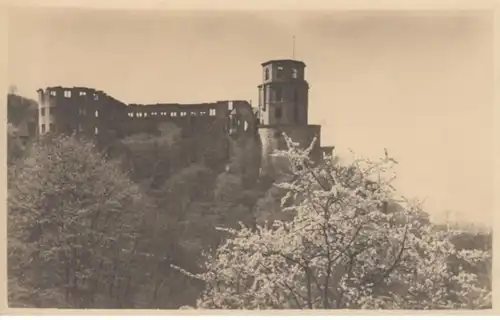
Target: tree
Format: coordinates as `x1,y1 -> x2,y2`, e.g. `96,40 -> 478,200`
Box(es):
7,123 -> 26,165
173,135 -> 491,310
8,135 -> 149,308
119,122 -> 184,186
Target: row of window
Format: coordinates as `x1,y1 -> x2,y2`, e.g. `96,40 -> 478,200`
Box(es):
50,90 -> 100,100
40,123 -> 55,133
40,123 -> 99,135
260,87 -> 301,113
258,105 -> 300,123
264,87 -> 300,104
40,107 -> 99,117
264,66 -> 299,80
128,108 -> 217,118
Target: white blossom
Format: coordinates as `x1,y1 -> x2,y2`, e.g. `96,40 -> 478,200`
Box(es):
173,136 -> 491,310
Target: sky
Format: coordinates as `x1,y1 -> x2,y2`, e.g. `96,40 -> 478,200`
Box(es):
7,8 -> 494,226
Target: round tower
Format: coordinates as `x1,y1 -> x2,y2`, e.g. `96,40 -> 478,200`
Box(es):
257,59 -> 321,178
258,59 -> 309,126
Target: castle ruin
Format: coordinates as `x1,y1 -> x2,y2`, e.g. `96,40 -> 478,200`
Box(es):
36,59 -> 334,178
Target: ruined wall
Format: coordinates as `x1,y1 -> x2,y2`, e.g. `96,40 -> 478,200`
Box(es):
225,100 -> 261,187
36,87 -> 263,176
36,87 -> 247,143
36,86 -> 327,184
125,101 -> 229,138
37,87 -> 129,145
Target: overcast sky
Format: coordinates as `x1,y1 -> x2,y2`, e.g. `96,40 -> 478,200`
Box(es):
8,8 -> 494,226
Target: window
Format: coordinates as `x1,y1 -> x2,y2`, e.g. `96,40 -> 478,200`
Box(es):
180,111 -> 187,117
40,108 -> 45,117
94,127 -> 99,135
128,112 -> 134,117
200,111 -> 206,116
275,87 -> 283,102
49,123 -> 55,132
41,124 -> 46,133
94,94 -> 99,101
64,90 -> 71,98
228,101 -> 234,111
95,110 -> 99,118
275,107 -> 282,119
152,112 -> 157,116
50,91 -> 56,97
244,120 -> 249,131
265,68 -> 270,80
277,66 -> 284,78
209,108 -> 216,116
292,68 -> 298,79
191,111 -> 197,116
79,91 -> 87,96
171,112 -> 177,117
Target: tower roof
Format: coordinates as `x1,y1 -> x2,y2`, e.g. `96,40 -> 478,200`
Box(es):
261,59 -> 306,67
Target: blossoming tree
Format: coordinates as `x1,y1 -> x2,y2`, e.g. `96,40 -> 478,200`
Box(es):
173,135 -> 491,310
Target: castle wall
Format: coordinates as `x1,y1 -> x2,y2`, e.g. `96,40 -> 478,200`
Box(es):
36,57 -> 331,182
36,87 -> 261,173
37,87 -> 129,144
258,124 -> 321,178
37,87 -> 242,142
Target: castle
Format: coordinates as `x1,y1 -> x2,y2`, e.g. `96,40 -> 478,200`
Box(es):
36,59 -> 334,178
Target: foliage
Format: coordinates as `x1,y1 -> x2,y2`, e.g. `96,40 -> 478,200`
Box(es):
7,93 -> 37,126
7,123 -> 26,165
119,122 -> 184,186
113,126 -> 261,307
173,135 -> 491,310
8,135 -> 150,308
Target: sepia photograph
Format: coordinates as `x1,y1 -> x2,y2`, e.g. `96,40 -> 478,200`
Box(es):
5,6 -> 494,311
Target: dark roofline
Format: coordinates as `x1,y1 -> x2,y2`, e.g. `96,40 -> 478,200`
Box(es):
261,59 -> 306,67
37,86 -> 99,92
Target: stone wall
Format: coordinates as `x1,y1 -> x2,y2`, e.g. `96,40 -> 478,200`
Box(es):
258,124 -> 321,178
